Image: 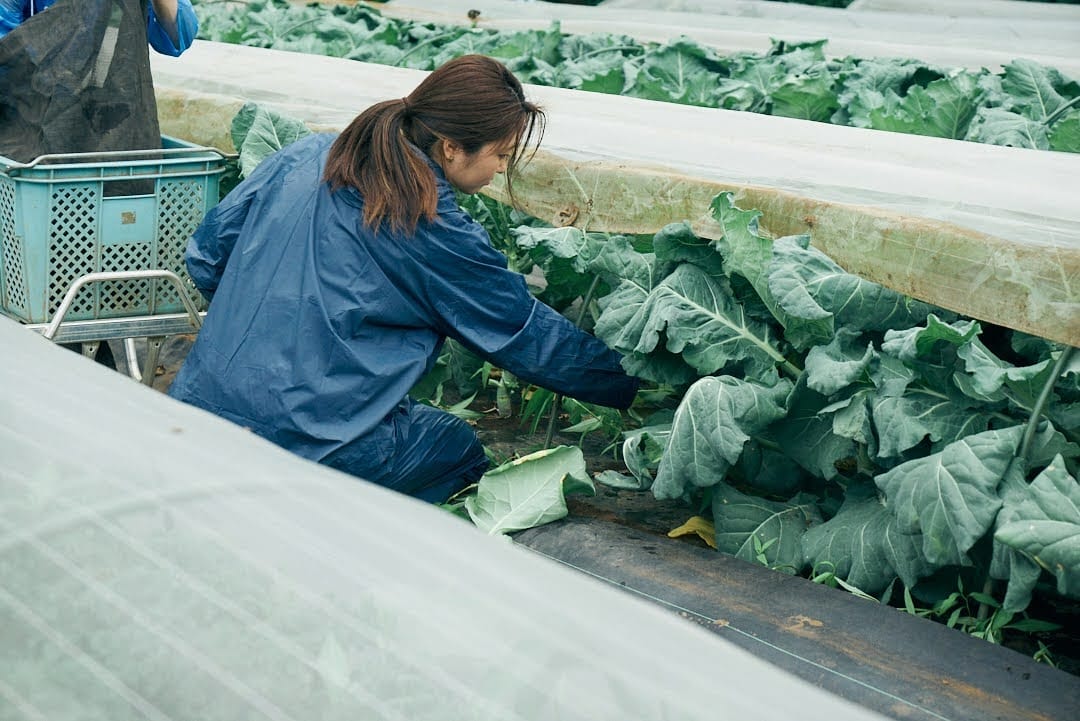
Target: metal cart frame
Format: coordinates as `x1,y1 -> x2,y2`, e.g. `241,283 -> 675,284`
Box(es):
1,138 -> 227,384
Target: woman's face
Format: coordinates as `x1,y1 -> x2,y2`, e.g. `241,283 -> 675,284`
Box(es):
441,137 -> 516,195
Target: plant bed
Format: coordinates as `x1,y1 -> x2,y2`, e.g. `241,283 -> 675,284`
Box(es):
142,19 -> 1080,708
143,334 -> 1080,691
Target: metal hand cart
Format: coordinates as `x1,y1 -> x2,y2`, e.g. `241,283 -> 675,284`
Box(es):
1,136 -> 228,384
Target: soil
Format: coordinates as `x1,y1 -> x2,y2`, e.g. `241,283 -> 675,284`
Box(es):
127,333 -> 1079,679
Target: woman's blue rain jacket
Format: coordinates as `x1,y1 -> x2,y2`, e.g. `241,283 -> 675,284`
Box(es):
168,134 -> 639,463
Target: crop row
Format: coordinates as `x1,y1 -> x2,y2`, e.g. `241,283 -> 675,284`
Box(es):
191,0 -> 1080,153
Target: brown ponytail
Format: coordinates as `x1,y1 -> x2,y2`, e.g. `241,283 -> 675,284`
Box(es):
323,54 -> 545,236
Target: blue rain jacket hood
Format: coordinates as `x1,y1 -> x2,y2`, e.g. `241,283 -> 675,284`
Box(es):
168,133 -> 639,461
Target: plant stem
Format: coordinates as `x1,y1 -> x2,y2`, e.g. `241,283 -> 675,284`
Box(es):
976,576 -> 996,622
394,30 -> 462,66
1045,95 -> 1080,126
545,274 -> 604,448
578,45 -> 644,61
496,371 -> 515,418
1018,345 -> 1075,463
280,17 -> 321,40
987,345 -> 1079,621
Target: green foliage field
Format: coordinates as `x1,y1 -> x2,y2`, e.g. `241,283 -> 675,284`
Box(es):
191,0 -> 1080,153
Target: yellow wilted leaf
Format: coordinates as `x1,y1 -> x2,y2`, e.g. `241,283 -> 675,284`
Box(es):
667,515 -> 717,549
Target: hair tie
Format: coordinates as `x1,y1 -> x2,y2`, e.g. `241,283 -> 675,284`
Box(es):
400,97 -> 412,115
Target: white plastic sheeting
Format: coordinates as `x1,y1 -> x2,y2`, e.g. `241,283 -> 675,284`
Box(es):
150,41 -> 1080,251
374,0 -> 1080,77
0,317 -> 888,721
612,0 -> 1080,21
846,0 -> 1080,20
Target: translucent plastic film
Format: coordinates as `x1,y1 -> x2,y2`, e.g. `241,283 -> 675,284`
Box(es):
0,318 -> 886,721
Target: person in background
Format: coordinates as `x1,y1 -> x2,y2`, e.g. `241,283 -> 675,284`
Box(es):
168,54 -> 640,504
0,0 -> 198,55
0,0 -> 199,367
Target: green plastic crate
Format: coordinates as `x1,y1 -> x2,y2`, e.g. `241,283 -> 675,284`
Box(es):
0,136 -> 225,324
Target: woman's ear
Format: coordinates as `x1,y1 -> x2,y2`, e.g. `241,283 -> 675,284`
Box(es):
441,139 -> 464,163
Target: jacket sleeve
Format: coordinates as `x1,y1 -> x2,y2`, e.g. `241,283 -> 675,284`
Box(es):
147,0 -> 198,56
412,208 -> 640,410
185,183 -> 254,302
488,298 -> 640,409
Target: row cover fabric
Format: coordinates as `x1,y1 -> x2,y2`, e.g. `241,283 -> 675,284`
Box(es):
168,134 -> 638,464
0,315 -> 888,720
147,43 -> 1080,348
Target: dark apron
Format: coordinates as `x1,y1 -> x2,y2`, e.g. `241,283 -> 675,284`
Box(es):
0,0 -> 160,162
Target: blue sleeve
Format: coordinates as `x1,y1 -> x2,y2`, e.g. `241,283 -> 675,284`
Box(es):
185,181 -> 257,301
146,0 -> 197,56
413,207 -> 639,409
0,0 -> 27,39
186,201 -> 246,302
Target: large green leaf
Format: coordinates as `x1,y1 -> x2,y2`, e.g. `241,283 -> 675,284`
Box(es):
875,426 -> 1023,568
834,57 -> 932,127
230,103 -> 313,178
652,221 -> 725,277
484,24 -> 563,67
871,353 -> 917,399
588,233 -> 668,290
712,484 -> 821,574
558,55 -> 631,94
594,278 -> 656,350
652,376 -> 792,499
464,446 -> 593,535
772,376 -> 858,482
593,253 -> 700,386
881,517 -> 934,590
768,236 -> 938,337
707,194 -> 831,351
990,460 -> 1045,613
803,328 -> 874,396
999,59 -> 1079,124
880,315 -> 979,363
1049,110 -> 1080,153
802,488 -> 896,593
825,388 -> 876,451
718,40 -> 834,120
425,30 -> 506,70
511,226 -> 599,274
868,71 -> 983,139
625,38 -> 725,106
995,456 -> 1080,601
966,107 -> 1050,150
509,225 -> 607,309
872,387 -> 994,459
620,264 -> 787,379
665,265 -> 784,375
772,73 -> 839,123
707,193 -> 769,282
956,338 -> 1054,407
963,58 -> 1080,151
